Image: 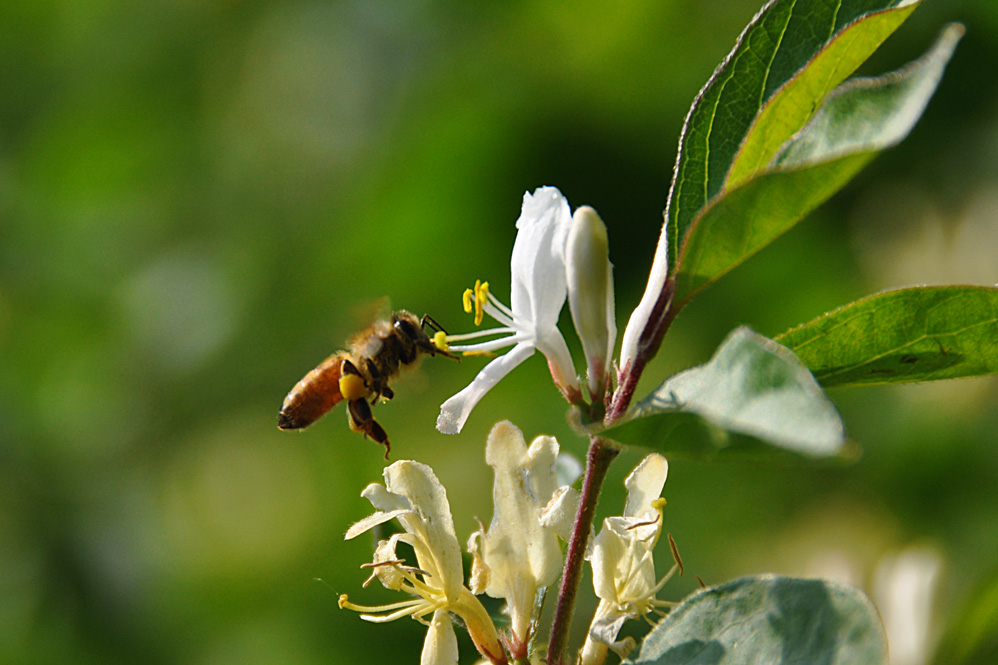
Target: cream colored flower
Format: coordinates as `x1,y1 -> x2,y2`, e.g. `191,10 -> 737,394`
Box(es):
579,454 -> 678,665
467,421 -> 573,655
341,461 -> 506,665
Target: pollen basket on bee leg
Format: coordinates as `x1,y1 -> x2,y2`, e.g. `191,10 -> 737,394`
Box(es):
339,373 -> 368,402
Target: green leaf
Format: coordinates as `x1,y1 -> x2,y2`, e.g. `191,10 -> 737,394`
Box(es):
776,286 -> 998,387
630,576 -> 888,665
667,0 -> 922,270
671,23 -> 963,306
605,327 -> 845,458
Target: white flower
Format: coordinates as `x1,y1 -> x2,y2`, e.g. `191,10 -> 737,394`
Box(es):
579,454 -> 678,665
566,206 -> 617,401
341,461 -> 506,665
467,421 -> 572,655
619,218 -> 670,375
436,187 -> 582,434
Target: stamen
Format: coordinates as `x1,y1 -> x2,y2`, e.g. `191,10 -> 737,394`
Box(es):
667,533 -> 683,577
474,280 -> 489,325
339,594 -> 423,615
486,291 -> 515,320
627,514 -> 661,530
646,562 -> 680,598
361,602 -> 436,623
361,559 -> 407,569
462,350 -> 498,358
339,592 -> 442,625
481,300 -> 515,328
461,280 -> 491,326
445,327 -> 517,343
449,334 -> 526,354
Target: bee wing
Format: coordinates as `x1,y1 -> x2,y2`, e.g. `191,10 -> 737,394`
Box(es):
348,298 -> 391,333
348,319 -> 391,358
278,352 -> 346,430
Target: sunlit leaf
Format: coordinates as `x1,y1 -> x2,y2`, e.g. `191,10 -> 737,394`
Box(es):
776,286 -> 998,387
631,576 -> 888,665
668,18 -> 962,306
604,327 -> 845,458
667,0 -> 922,270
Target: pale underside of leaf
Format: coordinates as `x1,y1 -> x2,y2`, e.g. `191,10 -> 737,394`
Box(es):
630,575 -> 888,665
666,0 -> 917,269
608,327 -> 845,458
671,23 -> 962,306
725,2 -> 920,189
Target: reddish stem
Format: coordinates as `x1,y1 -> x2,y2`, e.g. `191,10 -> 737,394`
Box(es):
545,436 -> 620,665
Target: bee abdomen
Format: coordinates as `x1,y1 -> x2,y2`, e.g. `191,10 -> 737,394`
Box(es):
277,353 -> 347,430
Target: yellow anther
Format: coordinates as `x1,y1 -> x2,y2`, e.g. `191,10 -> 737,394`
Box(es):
652,497 -> 667,511
339,373 -> 367,401
461,279 -> 490,326
338,594 -> 350,609
462,349 -> 497,359
473,280 -> 489,325
432,330 -> 450,352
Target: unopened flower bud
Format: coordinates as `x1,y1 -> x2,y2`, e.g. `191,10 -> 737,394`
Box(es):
567,206 -> 616,401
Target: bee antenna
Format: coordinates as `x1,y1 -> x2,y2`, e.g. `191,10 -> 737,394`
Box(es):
420,314 -> 448,335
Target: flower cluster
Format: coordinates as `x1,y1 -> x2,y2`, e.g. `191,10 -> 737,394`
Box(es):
339,421 -> 675,665
580,453 -> 679,665
434,186 -> 667,434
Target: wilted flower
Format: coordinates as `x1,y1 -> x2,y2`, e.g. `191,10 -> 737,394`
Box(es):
340,460 -> 506,665
579,454 -> 678,665
467,421 -> 574,657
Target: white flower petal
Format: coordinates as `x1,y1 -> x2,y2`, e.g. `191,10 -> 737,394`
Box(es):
623,453 -> 668,518
510,187 -> 572,331
344,508 -> 411,540
555,452 -> 583,487
466,529 -> 489,595
567,205 -> 617,389
539,486 -> 580,542
590,609 -> 636,658
535,324 -> 579,394
371,534 -> 408,590
478,422 -> 564,640
620,222 -> 669,372
522,433 -> 560,506
383,461 -> 464,602
359,481 -> 411,514
421,609 -> 459,665
436,342 -> 535,434
590,518 -> 627,603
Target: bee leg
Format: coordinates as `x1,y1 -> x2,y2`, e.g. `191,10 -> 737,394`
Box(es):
347,398 -> 391,459
364,359 -> 394,403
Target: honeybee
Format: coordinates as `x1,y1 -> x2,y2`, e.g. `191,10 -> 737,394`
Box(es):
278,310 -> 457,457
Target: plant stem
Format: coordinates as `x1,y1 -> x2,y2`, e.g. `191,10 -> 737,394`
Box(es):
606,278 -> 678,425
546,436 -> 620,665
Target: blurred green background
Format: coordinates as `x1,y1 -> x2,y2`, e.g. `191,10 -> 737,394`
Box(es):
2,1 -> 996,663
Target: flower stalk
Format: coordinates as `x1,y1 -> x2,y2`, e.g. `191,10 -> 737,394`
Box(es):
545,435 -> 621,665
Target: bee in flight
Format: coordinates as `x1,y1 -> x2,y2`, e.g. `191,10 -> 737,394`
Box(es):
278,310 -> 457,457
